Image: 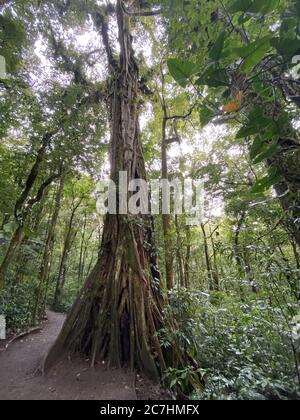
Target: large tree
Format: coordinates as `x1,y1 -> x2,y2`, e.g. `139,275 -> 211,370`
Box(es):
43,0 -> 173,380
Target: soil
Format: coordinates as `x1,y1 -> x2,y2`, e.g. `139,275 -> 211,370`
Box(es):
0,310 -> 137,400
135,374 -> 173,400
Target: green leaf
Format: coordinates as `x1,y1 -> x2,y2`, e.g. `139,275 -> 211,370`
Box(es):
229,0 -> 252,13
250,136 -> 265,160
229,0 -> 277,15
251,170 -> 283,193
252,79 -> 273,99
271,37 -> 300,58
237,124 -> 260,138
248,0 -> 278,15
23,225 -> 34,238
252,141 -> 278,164
236,119 -> 270,138
167,58 -> 198,87
209,31 -> 225,62
199,105 -> 215,127
196,68 -> 229,87
236,109 -> 273,139
235,36 -> 271,72
170,379 -> 177,388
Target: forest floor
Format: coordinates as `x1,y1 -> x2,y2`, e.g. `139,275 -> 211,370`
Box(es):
0,310 -> 137,400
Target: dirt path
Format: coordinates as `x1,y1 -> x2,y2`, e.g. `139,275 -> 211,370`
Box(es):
0,311 -> 136,400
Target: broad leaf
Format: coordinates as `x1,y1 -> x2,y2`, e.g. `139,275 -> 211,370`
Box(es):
209,32 -> 226,62
251,172 -> 283,193
196,68 -> 229,87
235,37 -> 272,72
167,58 -> 198,87
229,0 -> 252,13
271,37 -> 300,58
252,141 -> 278,164
199,105 -> 215,127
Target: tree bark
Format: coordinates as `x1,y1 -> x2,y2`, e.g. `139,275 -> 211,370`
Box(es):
43,2 -> 179,380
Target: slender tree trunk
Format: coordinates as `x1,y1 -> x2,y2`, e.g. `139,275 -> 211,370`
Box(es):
14,132 -> 54,221
53,200 -> 80,309
175,216 -> 185,287
209,226 -> 220,290
161,102 -> 174,290
77,211 -> 87,289
33,175 -> 64,323
15,195 -> 49,284
79,230 -> 94,290
0,170 -> 59,288
0,225 -> 24,288
43,2 -> 182,380
201,223 -> 219,291
184,226 -> 191,288
290,241 -> 300,302
234,210 -> 246,272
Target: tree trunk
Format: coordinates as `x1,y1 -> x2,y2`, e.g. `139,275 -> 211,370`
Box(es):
43,2 -> 176,380
14,132 -> 54,221
33,175 -> 64,323
0,225 -> 24,288
175,216 -> 185,287
234,210 -> 246,272
77,211 -> 87,289
0,171 -> 59,288
201,223 -> 219,291
53,200 -> 80,310
184,225 -> 191,288
161,97 -> 174,290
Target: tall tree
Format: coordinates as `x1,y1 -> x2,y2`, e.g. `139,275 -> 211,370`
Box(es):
44,1 -> 175,380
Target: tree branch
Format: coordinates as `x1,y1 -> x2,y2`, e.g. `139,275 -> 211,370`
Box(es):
93,12 -> 118,70
14,131 -> 57,220
27,172 -> 62,210
166,103 -> 197,121
121,0 -> 161,17
47,25 -> 87,85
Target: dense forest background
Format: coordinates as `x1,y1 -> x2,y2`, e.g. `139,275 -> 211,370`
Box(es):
0,0 -> 300,400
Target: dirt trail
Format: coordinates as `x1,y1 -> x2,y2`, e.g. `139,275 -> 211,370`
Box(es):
0,311 -> 136,400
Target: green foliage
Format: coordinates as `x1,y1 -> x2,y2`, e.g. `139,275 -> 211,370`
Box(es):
0,0 -> 299,402
0,279 -> 37,331
0,12 -> 26,74
161,288 -> 300,400
235,36 -> 272,72
167,58 -> 198,87
165,0 -> 300,196
251,168 -> 283,193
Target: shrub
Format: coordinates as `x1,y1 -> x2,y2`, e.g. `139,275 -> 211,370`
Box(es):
160,287 -> 300,400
